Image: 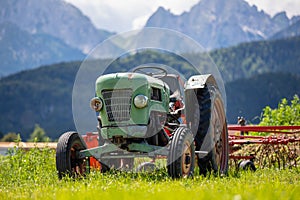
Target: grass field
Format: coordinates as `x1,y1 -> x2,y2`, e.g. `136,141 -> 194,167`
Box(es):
0,146 -> 299,200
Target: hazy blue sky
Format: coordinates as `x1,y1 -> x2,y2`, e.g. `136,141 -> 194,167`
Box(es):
65,0 -> 300,32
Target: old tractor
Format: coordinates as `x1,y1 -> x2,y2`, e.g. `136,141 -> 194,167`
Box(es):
56,66 -> 228,178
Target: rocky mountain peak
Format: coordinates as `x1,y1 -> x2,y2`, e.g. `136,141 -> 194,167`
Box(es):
272,12 -> 290,27
145,0 -> 297,49
0,0 -> 113,76
0,0 -> 112,54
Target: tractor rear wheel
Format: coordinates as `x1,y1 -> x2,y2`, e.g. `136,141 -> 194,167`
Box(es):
56,131 -> 88,179
167,127 -> 195,178
195,86 -> 229,175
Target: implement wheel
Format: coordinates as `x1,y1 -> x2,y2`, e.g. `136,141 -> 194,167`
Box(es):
239,160 -> 256,171
56,131 -> 88,179
167,127 -> 195,178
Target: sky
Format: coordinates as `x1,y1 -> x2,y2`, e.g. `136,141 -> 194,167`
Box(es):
64,0 -> 300,32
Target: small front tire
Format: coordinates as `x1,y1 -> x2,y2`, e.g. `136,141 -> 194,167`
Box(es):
167,127 -> 195,178
56,131 -> 88,179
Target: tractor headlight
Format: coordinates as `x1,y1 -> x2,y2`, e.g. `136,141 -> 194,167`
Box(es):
134,95 -> 148,108
90,97 -> 103,112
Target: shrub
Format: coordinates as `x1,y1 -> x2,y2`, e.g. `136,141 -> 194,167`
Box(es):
260,95 -> 300,126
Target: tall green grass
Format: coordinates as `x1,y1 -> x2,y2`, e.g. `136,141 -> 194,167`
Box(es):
0,145 -> 299,200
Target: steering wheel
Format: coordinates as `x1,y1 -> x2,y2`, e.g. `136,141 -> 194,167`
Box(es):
133,66 -> 167,78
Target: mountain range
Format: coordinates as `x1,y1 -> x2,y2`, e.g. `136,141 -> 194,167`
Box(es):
0,0 -> 113,76
1,0 -> 300,76
0,21 -> 85,76
146,0 -> 300,49
271,20 -> 300,39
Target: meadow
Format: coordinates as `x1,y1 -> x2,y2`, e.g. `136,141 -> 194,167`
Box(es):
0,145 -> 299,200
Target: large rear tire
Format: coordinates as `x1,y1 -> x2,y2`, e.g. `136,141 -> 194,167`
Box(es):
167,127 -> 195,178
195,86 -> 229,175
56,131 -> 88,179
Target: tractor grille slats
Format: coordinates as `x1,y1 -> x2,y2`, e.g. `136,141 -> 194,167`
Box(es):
102,89 -> 132,122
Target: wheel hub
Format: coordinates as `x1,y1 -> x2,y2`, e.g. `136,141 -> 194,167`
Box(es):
182,142 -> 192,176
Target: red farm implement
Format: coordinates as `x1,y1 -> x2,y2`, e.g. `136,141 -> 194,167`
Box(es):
228,125 -> 300,170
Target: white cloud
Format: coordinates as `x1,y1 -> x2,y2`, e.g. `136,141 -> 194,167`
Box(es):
65,0 -> 199,32
132,14 -> 151,30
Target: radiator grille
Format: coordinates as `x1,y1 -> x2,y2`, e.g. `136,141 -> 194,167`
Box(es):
102,89 -> 132,122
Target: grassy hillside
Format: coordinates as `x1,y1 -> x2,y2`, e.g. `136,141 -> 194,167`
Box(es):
0,62 -> 80,139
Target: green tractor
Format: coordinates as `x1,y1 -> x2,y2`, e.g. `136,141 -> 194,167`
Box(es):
56,66 -> 228,178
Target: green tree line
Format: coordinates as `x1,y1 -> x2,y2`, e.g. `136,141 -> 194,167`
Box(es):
0,124 -> 50,142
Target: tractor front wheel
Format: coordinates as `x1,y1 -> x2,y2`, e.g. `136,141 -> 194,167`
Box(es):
167,127 -> 195,178
56,131 -> 88,179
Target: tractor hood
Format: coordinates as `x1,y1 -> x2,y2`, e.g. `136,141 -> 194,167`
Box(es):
95,73 -> 166,92
94,72 -> 170,127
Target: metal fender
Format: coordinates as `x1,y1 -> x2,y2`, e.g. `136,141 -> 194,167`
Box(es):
184,74 -> 218,135
184,74 -> 218,90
